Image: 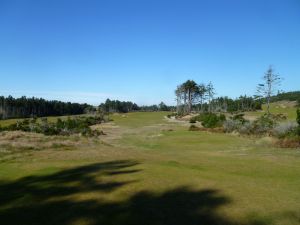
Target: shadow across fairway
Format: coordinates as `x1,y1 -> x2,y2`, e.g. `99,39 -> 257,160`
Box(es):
0,160 -> 267,225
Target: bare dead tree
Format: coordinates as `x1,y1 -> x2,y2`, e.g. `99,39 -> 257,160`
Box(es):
257,66 -> 282,115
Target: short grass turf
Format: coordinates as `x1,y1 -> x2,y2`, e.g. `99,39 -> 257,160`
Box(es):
0,112 -> 300,225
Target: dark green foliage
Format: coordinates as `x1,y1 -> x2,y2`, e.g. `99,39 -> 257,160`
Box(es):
189,117 -> 196,123
99,99 -> 140,113
271,91 -> 300,103
219,114 -> 226,122
99,99 -> 172,113
202,114 -> 223,128
297,109 -> 300,126
297,109 -> 300,136
223,114 -> 278,135
189,125 -> 200,131
193,95 -> 262,113
158,102 -> 170,111
0,96 -> 91,119
1,116 -> 104,137
230,113 -> 248,124
190,113 -> 226,128
252,114 -> 277,134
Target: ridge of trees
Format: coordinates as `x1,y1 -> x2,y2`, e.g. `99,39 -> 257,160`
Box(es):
99,99 -> 173,113
270,91 -> 300,104
0,96 -> 92,120
0,96 -> 174,120
99,99 -> 140,113
175,80 -> 262,114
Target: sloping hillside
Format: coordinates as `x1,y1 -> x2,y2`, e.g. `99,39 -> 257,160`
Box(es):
244,101 -> 298,120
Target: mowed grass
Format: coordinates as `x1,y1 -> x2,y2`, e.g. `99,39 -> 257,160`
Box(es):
0,112 -> 300,225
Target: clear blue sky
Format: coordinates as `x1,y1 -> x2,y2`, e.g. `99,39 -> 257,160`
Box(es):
0,0 -> 299,105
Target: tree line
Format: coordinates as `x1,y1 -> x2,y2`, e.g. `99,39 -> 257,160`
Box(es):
0,96 -> 174,120
270,91 -> 300,104
0,96 -> 91,119
98,99 -> 172,113
175,80 -> 262,114
99,99 -> 140,113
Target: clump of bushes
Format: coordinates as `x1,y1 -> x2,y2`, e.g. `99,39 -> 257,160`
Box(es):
190,113 -> 226,128
230,113 -> 248,124
1,116 -> 105,137
274,110 -> 300,148
224,111 -> 300,138
223,119 -> 241,133
189,117 -> 197,123
167,112 -> 178,118
189,125 -> 201,131
202,113 -> 226,128
252,114 -> 277,134
224,114 -> 278,135
297,109 -> 300,135
273,121 -> 298,138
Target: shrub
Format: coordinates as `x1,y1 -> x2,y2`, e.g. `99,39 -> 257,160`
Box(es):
189,125 -> 201,131
190,113 -> 226,128
223,119 -> 241,133
201,114 -> 219,128
231,113 -> 248,124
273,122 -> 298,138
224,114 -> 279,136
201,113 -> 226,128
252,114 -> 277,134
0,116 -> 104,137
238,122 -> 253,135
189,117 -> 196,123
297,109 -> 300,126
219,114 -> 226,122
297,127 -> 300,136
167,112 -> 178,118
276,136 -> 300,148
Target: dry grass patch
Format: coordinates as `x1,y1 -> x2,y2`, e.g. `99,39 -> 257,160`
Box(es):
0,131 -> 101,161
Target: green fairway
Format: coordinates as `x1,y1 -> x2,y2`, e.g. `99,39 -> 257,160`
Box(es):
0,112 -> 300,225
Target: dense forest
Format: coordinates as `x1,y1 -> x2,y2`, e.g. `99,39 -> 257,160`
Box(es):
0,96 -> 91,119
0,96 -> 173,120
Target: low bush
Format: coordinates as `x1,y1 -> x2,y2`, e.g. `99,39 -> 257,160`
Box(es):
276,136 -> 300,148
238,122 -> 253,135
224,114 -> 279,136
189,117 -> 197,123
201,113 -> 226,128
297,109 -> 300,126
230,113 -> 248,124
252,114 -> 277,134
223,119 -> 241,133
189,125 -> 201,131
167,112 -> 178,119
190,113 -> 226,128
1,116 -> 105,137
273,122 -> 298,138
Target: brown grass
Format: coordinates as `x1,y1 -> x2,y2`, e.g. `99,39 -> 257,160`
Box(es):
276,137 -> 300,148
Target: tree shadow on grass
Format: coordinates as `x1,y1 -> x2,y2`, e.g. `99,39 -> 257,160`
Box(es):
0,160 -> 267,225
